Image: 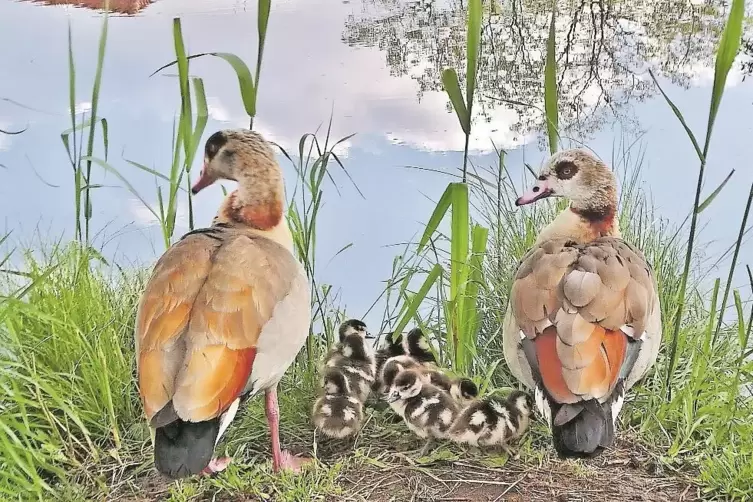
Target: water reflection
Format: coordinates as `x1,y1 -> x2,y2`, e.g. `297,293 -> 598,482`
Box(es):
22,0 -> 153,15
343,0 -> 743,144
742,37 -> 753,78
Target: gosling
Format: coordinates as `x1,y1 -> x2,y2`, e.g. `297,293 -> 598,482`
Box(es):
385,368 -> 460,455
449,390 -> 534,457
312,319 -> 376,438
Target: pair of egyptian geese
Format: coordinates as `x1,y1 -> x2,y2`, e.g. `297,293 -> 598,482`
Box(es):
135,129 -> 661,479
313,321 -> 533,456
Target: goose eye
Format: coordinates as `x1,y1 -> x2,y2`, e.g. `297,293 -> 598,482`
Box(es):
555,160 -> 578,180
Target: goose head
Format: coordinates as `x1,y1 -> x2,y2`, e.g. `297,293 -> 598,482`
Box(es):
192,129 -> 280,195
515,149 -> 617,214
516,149 -> 620,243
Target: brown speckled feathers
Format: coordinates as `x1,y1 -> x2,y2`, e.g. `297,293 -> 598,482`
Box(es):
510,237 -> 658,404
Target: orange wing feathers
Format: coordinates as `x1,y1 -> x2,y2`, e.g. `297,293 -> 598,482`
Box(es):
511,238 -> 653,405
136,229 -> 299,424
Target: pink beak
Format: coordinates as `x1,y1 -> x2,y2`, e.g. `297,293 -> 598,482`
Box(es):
515,178 -> 553,206
191,165 -> 216,195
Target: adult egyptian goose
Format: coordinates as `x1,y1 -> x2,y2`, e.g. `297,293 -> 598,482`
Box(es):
502,148 -> 662,457
135,129 -> 311,478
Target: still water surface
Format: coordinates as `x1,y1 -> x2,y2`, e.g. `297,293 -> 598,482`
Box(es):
0,0 -> 751,325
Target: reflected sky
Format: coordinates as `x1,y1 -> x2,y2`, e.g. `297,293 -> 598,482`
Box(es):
0,0 -> 751,328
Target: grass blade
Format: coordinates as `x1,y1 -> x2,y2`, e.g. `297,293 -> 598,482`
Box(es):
544,8 -> 559,154
173,18 -> 193,162
255,0 -> 271,107
697,169 -> 734,213
212,53 -> 257,120
441,69 -> 469,135
648,70 -> 703,161
83,156 -> 160,223
152,52 -> 257,120
82,7 -> 109,243
465,0 -> 482,123
391,264 -> 443,340
712,183 -> 753,345
705,0 -> 745,149
417,184 -> 454,253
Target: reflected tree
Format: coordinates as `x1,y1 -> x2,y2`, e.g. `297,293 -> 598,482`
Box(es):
343,0 -> 745,144
742,36 -> 753,79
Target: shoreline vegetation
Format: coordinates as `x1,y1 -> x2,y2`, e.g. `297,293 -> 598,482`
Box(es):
1,0 -> 752,500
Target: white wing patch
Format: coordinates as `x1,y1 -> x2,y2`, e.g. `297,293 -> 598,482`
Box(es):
611,388 -> 625,426
215,397 -> 240,446
534,386 -> 552,427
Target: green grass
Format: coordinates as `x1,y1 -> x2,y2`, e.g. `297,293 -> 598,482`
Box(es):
1,0 -> 752,500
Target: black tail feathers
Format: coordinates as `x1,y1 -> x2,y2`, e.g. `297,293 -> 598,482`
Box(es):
154,416 -> 221,478
551,399 -> 614,458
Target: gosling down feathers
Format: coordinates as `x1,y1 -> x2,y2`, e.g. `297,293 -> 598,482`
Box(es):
449,390 -> 534,453
374,327 -> 436,382
380,355 -> 478,406
312,320 -> 376,438
312,370 -> 364,439
385,369 -> 460,447
502,149 -> 662,457
135,129 -> 312,478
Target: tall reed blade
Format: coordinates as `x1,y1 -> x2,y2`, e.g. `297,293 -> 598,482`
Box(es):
543,7 -> 559,154
662,0 -> 744,396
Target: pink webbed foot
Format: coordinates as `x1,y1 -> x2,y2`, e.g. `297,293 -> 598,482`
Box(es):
275,450 -> 313,473
200,456 -> 233,476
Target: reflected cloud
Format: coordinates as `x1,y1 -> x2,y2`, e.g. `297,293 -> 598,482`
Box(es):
343,0 -> 752,145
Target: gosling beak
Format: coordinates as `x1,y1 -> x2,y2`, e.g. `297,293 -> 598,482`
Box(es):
191,165 -> 217,195
385,391 -> 400,403
515,178 -> 553,206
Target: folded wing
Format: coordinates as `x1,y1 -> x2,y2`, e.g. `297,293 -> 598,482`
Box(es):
507,237 -> 660,405
136,227 -> 301,425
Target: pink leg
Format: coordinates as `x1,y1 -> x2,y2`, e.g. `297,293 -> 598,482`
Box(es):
265,387 -> 312,473
200,457 -> 233,476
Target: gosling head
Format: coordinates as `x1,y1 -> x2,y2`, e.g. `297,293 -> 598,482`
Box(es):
385,369 -> 423,403
507,390 -> 534,418
338,319 -> 369,342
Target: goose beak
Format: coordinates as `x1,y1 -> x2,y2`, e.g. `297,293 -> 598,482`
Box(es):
516,178 -> 553,206
191,165 -> 217,195
386,391 -> 400,403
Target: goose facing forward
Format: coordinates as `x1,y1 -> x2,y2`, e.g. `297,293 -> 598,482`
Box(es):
503,149 -> 662,457
135,129 -> 311,478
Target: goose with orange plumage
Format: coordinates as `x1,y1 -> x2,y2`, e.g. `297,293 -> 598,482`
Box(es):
134,129 -> 312,478
502,148 -> 662,457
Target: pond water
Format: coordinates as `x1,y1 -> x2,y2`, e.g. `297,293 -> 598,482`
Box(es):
0,0 -> 751,328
